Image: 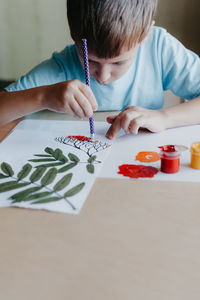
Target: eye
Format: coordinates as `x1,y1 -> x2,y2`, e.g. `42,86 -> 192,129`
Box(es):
88,59 -> 97,65
113,61 -> 126,66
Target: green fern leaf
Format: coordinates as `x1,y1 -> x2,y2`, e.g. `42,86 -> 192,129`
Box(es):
14,191 -> 53,202
57,162 -> 77,173
30,167 -> 46,182
44,147 -> 54,155
10,186 -> 42,201
64,182 -> 85,197
17,164 -> 32,181
68,153 -> 80,162
1,162 -> 14,176
32,196 -> 61,204
29,158 -> 56,163
53,173 -> 72,192
34,154 -> 52,157
59,155 -> 68,163
52,148 -> 63,160
41,168 -> 57,186
0,173 -> 8,179
87,155 -> 97,163
0,181 -> 30,193
86,164 -> 95,174
35,162 -> 64,168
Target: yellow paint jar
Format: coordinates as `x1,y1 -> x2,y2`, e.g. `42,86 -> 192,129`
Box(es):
190,142 -> 200,169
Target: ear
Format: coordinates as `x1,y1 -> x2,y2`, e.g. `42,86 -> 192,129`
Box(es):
141,20 -> 155,44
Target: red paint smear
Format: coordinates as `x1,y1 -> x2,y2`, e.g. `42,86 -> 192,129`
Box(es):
68,135 -> 99,143
158,145 -> 176,152
118,164 -> 158,179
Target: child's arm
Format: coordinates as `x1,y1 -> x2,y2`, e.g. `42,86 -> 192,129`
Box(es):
106,96 -> 200,139
0,80 -> 98,126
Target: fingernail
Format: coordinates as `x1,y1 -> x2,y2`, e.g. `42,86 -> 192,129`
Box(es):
106,134 -> 112,139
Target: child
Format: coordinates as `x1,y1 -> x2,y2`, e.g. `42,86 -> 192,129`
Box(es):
0,0 -> 200,139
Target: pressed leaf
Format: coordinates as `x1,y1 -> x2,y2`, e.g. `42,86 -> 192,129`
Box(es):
0,173 -> 8,179
34,154 -> 52,157
32,197 -> 61,204
0,181 -> 30,193
86,164 -> 95,174
17,163 -> 32,181
35,162 -> 64,168
29,158 -> 56,163
64,182 -> 85,197
22,191 -> 53,201
1,162 -> 14,176
68,153 -> 80,162
53,148 -> 63,160
0,181 -> 17,189
57,162 -> 77,173
59,155 -> 68,163
44,147 -> 54,155
30,167 -> 46,182
53,173 -> 72,192
87,155 -> 97,163
10,186 -> 42,200
41,168 -> 57,186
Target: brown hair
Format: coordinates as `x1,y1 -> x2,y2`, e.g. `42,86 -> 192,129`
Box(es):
67,0 -> 157,58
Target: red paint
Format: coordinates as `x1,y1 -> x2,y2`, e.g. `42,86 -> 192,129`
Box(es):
159,145 -> 181,173
118,164 -> 158,179
159,145 -> 176,152
68,136 -> 98,143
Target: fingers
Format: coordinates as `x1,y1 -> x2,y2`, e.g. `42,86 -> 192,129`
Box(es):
73,81 -> 98,118
79,83 -> 98,112
120,110 -> 140,133
106,108 -> 145,139
73,91 -> 94,118
68,98 -> 85,119
106,116 -> 122,139
129,116 -> 146,135
61,80 -> 98,118
106,115 -> 118,124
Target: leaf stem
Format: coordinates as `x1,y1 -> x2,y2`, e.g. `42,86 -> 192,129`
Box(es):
10,176 -> 76,210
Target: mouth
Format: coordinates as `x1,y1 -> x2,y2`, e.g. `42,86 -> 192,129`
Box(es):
99,82 -> 108,85
96,79 -> 111,85
91,75 -> 112,85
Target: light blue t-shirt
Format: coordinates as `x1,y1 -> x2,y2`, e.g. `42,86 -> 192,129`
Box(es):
6,26 -> 200,111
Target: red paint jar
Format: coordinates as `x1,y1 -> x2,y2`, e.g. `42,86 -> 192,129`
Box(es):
159,145 -> 181,174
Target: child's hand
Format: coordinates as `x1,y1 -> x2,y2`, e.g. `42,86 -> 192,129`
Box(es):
106,106 -> 167,139
43,80 -> 98,118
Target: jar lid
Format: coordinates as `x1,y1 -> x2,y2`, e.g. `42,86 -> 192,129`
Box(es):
159,145 -> 181,157
191,142 -> 200,154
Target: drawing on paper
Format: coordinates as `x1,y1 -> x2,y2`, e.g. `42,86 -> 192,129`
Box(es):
55,135 -> 111,158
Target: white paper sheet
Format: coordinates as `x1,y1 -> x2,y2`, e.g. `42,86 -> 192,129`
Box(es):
100,125 -> 200,182
0,120 -> 111,214
1,119 -> 200,215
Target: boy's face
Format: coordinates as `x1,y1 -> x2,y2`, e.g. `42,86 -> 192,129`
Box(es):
78,45 -> 139,85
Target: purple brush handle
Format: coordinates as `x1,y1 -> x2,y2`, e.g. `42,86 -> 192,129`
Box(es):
82,39 -> 95,135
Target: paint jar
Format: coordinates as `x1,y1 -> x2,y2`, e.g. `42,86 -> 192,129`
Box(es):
159,145 -> 181,174
190,142 -> 200,169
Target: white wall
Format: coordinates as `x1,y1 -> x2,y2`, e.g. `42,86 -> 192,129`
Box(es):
0,0 -> 72,79
0,0 -> 199,80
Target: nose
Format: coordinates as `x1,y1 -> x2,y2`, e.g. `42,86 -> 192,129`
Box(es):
96,64 -> 110,84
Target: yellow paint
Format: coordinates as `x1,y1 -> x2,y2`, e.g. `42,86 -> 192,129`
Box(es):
190,142 -> 200,169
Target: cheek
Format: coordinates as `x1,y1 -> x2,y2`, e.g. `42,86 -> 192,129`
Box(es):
88,64 -> 98,77
111,65 -> 130,78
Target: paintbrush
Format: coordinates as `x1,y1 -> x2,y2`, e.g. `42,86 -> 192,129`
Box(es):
81,39 -> 95,141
